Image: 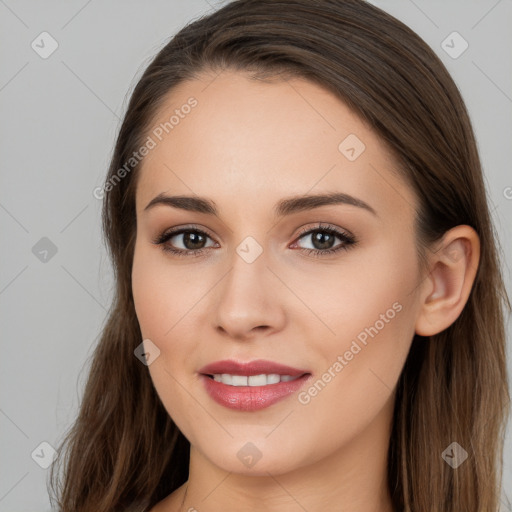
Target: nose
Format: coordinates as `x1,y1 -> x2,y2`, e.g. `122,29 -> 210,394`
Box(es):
213,247 -> 286,341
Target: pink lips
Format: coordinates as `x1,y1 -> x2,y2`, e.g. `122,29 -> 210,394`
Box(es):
198,359 -> 312,412
198,359 -> 308,377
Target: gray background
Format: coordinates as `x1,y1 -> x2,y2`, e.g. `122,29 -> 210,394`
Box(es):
0,0 -> 510,510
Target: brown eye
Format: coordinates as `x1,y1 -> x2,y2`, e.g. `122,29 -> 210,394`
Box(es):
299,230 -> 339,251
172,231 -> 208,250
152,226 -> 217,257
292,223 -> 357,257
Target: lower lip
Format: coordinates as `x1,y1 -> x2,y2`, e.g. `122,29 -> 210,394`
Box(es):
200,374 -> 311,411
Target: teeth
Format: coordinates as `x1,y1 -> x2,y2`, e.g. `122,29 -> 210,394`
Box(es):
210,373 -> 301,386
231,375 -> 248,386
248,374 -> 266,386
266,374 -> 281,385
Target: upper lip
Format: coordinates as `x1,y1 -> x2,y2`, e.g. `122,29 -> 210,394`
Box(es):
198,359 -> 310,377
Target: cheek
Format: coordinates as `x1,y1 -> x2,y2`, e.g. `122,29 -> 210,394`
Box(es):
132,242 -> 201,433
292,242 -> 418,447
132,241 -> 195,339
296,235 -> 419,352
292,309 -> 411,468
131,239 -> 205,382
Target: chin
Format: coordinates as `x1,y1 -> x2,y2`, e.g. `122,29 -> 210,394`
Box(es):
199,439 -> 315,477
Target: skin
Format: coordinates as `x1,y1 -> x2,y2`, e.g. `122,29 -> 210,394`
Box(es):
131,69 -> 480,512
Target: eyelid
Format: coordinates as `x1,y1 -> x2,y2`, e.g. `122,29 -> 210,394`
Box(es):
293,222 -> 355,241
152,223 -> 217,244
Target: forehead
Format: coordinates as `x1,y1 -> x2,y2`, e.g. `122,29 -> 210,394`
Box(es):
135,69 -> 416,221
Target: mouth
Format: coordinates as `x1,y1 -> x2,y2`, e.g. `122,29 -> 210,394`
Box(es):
203,373 -> 306,386
198,359 -> 312,411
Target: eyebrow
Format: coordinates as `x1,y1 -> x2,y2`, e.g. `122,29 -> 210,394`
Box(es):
144,192 -> 377,217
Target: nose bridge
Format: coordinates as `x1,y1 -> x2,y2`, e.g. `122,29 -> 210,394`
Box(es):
230,236 -> 267,290
213,236 -> 285,337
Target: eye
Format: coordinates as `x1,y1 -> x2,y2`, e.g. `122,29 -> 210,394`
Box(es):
151,225 -> 218,258
291,223 -> 357,257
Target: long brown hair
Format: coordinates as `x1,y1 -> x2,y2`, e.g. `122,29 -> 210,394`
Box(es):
48,1 -> 510,510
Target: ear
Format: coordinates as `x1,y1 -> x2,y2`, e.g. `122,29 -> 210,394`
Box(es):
415,225 -> 480,336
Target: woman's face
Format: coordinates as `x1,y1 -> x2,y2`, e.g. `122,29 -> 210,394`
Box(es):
132,70 -> 424,476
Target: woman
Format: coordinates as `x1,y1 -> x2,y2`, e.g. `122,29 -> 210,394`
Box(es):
49,0 -> 511,511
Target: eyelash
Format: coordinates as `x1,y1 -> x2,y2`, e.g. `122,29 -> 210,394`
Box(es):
151,223 -> 357,259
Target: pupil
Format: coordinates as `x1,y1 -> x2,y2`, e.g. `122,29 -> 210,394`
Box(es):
313,231 -> 334,250
184,232 -> 205,250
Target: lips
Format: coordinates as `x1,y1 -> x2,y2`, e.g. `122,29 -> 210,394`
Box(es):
198,359 -> 312,412
198,359 -> 309,377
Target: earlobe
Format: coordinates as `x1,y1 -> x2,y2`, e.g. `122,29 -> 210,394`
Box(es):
415,225 -> 480,336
